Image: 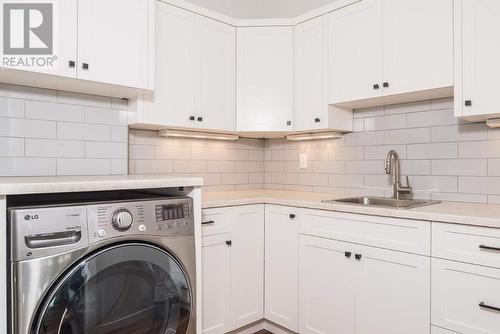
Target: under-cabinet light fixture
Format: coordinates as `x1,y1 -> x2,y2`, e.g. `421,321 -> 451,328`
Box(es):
159,129 -> 239,141
286,131 -> 343,141
486,119 -> 500,128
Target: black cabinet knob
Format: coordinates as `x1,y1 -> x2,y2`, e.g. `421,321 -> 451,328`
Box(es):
289,214 -> 296,219
286,121 -> 292,126
314,118 -> 321,123
373,84 -> 380,90
225,240 -> 232,247
189,116 -> 195,121
82,63 -> 89,70
68,60 -> 75,68
383,82 -> 389,88
465,100 -> 472,106
355,254 -> 362,260
345,251 -> 352,258
197,117 -> 203,122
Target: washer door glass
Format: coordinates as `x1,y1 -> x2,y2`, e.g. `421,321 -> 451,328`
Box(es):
33,243 -> 192,334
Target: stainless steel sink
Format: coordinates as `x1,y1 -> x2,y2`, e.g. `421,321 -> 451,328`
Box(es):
323,197 -> 440,209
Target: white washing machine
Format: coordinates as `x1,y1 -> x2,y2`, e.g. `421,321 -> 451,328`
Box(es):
9,194 -> 196,334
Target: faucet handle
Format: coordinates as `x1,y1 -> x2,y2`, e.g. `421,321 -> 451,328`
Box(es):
405,176 -> 410,187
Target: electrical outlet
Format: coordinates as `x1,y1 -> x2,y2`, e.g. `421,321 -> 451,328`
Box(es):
299,153 -> 308,169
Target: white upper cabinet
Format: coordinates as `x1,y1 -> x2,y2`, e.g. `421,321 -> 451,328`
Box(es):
138,3 -> 195,128
328,0 -> 383,105
382,0 -> 453,97
455,0 -> 500,121
194,15 -> 236,131
328,0 -> 453,108
236,27 -> 294,132
77,0 -> 152,89
132,3 -> 236,131
294,16 -> 328,131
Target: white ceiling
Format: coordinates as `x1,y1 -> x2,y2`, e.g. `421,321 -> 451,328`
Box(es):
183,0 -> 339,19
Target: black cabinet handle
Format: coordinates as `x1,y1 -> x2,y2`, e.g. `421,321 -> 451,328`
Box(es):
225,240 -> 232,247
465,100 -> 472,106
68,60 -> 75,68
189,116 -> 195,121
383,82 -> 389,88
373,84 -> 380,90
287,121 -> 292,126
314,118 -> 321,123
82,63 -> 89,70
479,244 -> 500,252
289,214 -> 296,219
479,302 -> 500,312
355,254 -> 362,260
197,117 -> 203,122
202,220 -> 215,225
345,251 -> 352,258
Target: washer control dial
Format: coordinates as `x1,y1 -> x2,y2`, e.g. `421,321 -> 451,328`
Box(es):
112,209 -> 134,231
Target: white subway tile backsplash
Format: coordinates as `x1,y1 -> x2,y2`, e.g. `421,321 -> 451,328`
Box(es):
345,131 -> 384,146
407,143 -> 457,160
0,97 -> 25,118
364,145 -> 407,160
0,83 -> 57,102
0,157 -> 56,176
111,126 -> 128,143
57,123 -> 111,141
459,140 -> 500,158
312,160 -> 345,174
406,109 -> 457,128
134,160 -> 173,174
57,159 -> 111,176
85,106 -> 128,126
432,159 -> 487,176
85,142 -> 127,159
25,139 -> 84,158
384,100 -> 430,115
0,118 -> 56,139
364,114 -> 406,131
0,137 -> 24,157
459,177 -> 500,195
384,128 -> 430,144
26,100 -> 84,122
431,124 -> 487,143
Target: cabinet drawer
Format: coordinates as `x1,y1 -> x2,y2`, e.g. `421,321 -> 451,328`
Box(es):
433,223 -> 500,268
299,208 -> 430,255
431,326 -> 460,334
432,259 -> 500,334
201,208 -> 231,236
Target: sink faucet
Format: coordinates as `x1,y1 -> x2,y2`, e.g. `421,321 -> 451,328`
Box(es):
385,150 -> 412,200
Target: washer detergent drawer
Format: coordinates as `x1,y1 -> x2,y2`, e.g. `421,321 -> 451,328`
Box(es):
432,258 -> 500,334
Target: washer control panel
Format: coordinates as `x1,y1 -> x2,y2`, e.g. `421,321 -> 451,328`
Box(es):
87,197 -> 193,243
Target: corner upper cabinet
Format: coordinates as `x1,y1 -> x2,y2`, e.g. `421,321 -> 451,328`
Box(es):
236,27 -> 294,132
131,3 -> 236,132
294,16 -> 353,133
454,0 -> 500,121
328,0 -> 453,108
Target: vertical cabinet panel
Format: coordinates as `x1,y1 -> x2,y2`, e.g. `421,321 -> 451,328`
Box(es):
327,0 -> 383,104
77,0 -> 150,88
230,206 -> 265,330
299,235 -> 356,334
236,27 -> 294,132
458,0 -> 500,118
382,0 -> 453,96
356,246 -> 430,334
294,16 -> 328,132
141,3 -> 194,127
194,16 -> 236,131
202,234 -> 231,334
265,205 -> 298,331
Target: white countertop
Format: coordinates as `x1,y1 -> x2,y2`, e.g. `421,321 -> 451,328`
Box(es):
203,190 -> 500,229
0,175 -> 204,195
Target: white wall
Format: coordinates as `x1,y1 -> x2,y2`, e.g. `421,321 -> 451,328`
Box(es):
183,0 -> 338,18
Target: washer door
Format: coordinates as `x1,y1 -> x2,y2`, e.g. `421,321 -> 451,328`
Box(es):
32,243 -> 192,334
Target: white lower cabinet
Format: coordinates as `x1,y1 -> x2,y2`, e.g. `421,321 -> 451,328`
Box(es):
298,233 -> 430,334
265,205 -> 299,331
201,205 -> 264,334
299,235 -> 356,334
432,258 -> 500,334
202,234 -> 231,334
355,244 -> 430,334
